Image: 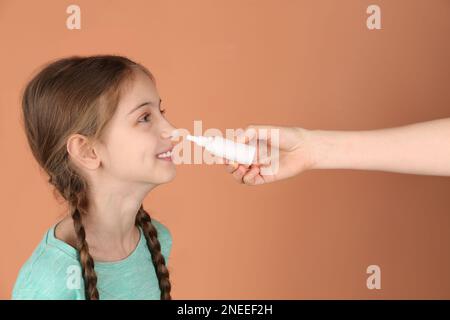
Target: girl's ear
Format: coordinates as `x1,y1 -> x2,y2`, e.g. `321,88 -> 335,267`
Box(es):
66,134 -> 101,170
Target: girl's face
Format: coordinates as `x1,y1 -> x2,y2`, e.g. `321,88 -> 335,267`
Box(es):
96,69 -> 177,186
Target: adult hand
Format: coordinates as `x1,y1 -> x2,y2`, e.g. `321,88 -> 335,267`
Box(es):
225,125 -> 316,185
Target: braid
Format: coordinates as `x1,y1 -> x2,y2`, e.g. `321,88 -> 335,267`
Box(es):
135,206 -> 172,300
70,192 -> 99,300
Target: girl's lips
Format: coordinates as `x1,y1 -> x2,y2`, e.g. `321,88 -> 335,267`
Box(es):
157,156 -> 172,162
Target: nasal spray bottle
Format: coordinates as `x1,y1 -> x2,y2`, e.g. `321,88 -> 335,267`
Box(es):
186,135 -> 256,165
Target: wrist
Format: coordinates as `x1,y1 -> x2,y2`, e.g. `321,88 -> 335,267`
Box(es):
291,127 -> 321,171
307,129 -> 365,170
304,129 -> 338,170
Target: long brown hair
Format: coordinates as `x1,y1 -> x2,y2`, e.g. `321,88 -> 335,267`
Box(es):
20,55 -> 171,299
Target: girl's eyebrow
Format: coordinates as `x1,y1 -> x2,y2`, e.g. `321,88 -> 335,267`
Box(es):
127,98 -> 162,115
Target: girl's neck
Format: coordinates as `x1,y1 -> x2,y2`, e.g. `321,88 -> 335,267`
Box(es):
79,181 -> 154,261
55,181 -> 155,261
82,211 -> 141,262
55,213 -> 142,262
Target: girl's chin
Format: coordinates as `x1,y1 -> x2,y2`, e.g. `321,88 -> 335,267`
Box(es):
150,167 -> 177,185
163,170 -> 177,183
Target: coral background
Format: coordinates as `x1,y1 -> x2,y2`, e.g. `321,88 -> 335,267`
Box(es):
1,0 -> 450,299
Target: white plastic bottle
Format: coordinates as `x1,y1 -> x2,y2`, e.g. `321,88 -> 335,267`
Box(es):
186,135 -> 256,165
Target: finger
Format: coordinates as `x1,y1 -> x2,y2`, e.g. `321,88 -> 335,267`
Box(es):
255,155 -> 271,166
238,125 -> 278,145
253,174 -> 266,185
224,157 -> 249,170
226,163 -> 239,173
243,166 -> 260,185
235,126 -> 259,144
241,163 -> 251,169
232,165 -> 248,183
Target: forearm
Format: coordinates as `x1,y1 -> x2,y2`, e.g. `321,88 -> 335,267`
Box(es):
307,118 -> 450,176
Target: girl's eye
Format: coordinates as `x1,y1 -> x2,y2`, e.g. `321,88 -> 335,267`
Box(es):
138,113 -> 151,123
138,109 -> 165,124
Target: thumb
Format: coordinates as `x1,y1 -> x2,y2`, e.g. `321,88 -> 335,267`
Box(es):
236,125 -> 281,147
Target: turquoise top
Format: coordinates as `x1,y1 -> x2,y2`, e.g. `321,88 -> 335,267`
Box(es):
12,219 -> 172,300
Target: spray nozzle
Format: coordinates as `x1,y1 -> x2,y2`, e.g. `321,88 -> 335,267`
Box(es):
186,134 -> 256,164
186,135 -> 213,147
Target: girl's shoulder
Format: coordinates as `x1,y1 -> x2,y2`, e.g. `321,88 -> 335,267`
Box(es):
12,226 -> 85,300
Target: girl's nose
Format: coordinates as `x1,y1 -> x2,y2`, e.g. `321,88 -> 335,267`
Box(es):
161,125 -> 178,139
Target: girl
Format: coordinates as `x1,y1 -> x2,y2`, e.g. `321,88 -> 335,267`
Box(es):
13,55 -> 177,300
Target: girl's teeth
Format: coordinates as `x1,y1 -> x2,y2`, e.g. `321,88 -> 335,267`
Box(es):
157,151 -> 172,158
